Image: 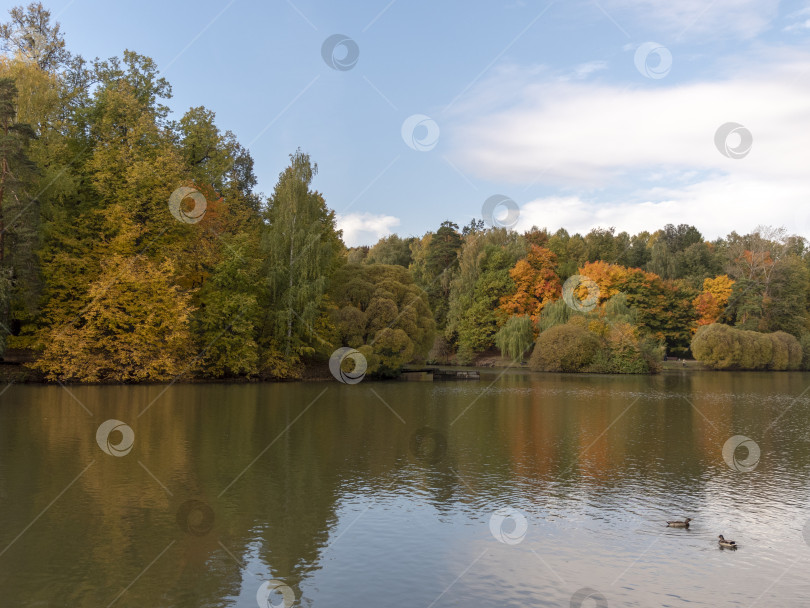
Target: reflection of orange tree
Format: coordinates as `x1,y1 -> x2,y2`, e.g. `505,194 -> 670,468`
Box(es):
571,392 -> 632,481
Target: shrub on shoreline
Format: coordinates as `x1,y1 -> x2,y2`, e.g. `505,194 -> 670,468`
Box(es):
529,318 -> 663,374
691,323 -> 802,370
528,293 -> 664,374
529,324 -> 598,372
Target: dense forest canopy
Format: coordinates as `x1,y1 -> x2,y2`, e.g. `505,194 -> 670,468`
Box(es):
2,3 -> 810,381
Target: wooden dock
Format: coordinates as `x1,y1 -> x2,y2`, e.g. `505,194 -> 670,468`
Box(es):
400,368 -> 480,381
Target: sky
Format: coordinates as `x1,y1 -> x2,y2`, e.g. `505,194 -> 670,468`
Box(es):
31,0 -> 810,246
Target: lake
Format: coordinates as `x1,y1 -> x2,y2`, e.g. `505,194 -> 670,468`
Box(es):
1,370 -> 810,607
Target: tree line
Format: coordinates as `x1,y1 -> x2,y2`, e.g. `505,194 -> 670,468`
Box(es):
2,4 -> 809,381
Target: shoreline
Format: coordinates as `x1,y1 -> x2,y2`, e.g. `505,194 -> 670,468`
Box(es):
2,357 -> 792,386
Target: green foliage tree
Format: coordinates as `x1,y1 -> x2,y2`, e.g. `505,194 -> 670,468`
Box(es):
329,263 -> 434,377
0,76 -> 37,353
446,228 -> 525,363
193,233 -> 262,377
536,298 -> 574,332
763,255 -> 810,336
365,234 -> 412,267
585,227 -> 620,262
416,220 -> 462,328
546,228 -> 586,279
259,149 -> 343,369
799,333 -> 810,370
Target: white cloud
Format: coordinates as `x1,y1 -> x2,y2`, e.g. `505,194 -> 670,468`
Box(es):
336,212 -> 400,247
784,4 -> 810,31
599,0 -> 780,39
570,60 -> 609,79
515,173 -> 810,240
447,52 -> 810,238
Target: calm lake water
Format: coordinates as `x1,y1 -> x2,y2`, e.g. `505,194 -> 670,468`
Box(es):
2,370 -> 810,607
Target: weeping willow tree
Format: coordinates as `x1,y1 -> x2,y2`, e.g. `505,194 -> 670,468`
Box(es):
259,149 -> 343,372
495,315 -> 534,362
536,298 -> 574,332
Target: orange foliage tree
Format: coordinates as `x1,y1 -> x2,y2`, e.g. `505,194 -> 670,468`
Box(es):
578,260 -> 659,303
498,245 -> 561,323
693,275 -> 734,328
577,260 -> 697,353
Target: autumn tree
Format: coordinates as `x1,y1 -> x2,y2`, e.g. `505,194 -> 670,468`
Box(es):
579,260 -> 696,354
34,257 -> 195,381
693,275 -> 734,328
498,244 -> 561,323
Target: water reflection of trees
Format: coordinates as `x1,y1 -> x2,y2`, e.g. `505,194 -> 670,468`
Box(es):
2,372 -> 810,606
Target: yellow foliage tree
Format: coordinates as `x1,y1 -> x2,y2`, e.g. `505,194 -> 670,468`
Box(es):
33,256 -> 195,382
693,275 -> 734,329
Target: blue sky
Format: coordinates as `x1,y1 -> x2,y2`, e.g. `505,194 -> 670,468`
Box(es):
43,0 -> 810,245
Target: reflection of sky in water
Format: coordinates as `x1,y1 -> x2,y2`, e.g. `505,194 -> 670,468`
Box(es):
235,464 -> 810,607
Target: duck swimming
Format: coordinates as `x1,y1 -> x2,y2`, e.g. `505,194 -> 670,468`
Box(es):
666,518 -> 692,528
718,535 -> 737,548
